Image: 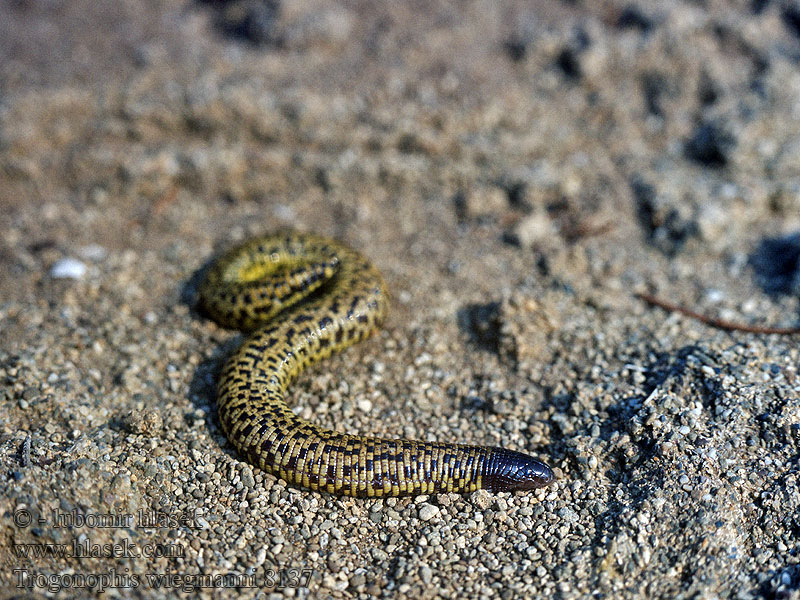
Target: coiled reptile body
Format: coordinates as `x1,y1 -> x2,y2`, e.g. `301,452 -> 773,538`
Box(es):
199,232 -> 553,497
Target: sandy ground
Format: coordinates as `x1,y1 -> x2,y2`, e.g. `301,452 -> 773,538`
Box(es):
2,0 -> 800,598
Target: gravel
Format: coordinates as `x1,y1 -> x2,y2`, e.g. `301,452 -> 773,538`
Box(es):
2,1 -> 800,599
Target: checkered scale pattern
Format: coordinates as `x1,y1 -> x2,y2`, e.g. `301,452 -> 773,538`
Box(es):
199,232 -> 553,497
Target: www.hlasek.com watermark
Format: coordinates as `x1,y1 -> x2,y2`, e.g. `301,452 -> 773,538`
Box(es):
13,568 -> 314,593
13,507 -> 204,530
13,537 -> 185,560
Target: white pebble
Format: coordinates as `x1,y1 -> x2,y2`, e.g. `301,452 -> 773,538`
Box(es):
51,258 -> 87,279
418,504 -> 439,521
253,547 -> 267,566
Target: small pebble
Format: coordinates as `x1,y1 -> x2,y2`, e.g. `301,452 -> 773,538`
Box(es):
50,258 -> 87,279
418,504 -> 440,521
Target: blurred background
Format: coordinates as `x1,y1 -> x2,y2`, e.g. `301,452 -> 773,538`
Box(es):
1,1 -> 800,598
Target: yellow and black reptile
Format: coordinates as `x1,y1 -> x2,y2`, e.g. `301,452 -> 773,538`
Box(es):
199,231 -> 554,497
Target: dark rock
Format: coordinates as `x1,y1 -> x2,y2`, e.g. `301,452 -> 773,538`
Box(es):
641,71 -> 673,117
782,3 -> 800,38
750,232 -> 800,294
617,5 -> 654,33
684,122 -> 736,168
504,38 -> 528,62
214,0 -> 281,46
751,0 -> 770,14
631,176 -> 699,256
556,47 -> 581,79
